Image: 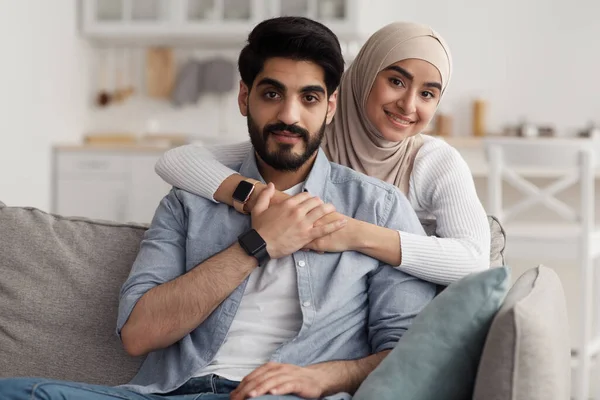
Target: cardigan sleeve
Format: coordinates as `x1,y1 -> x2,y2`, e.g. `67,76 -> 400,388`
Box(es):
155,141 -> 253,202
398,139 -> 491,285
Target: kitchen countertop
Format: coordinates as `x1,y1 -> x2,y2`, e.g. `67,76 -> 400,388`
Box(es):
53,136 -> 600,178
440,136 -> 600,178
53,143 -> 177,152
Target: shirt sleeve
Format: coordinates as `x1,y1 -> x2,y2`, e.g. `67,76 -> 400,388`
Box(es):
116,189 -> 188,337
366,266 -> 436,352
399,140 -> 491,285
366,188 -> 436,352
155,141 -> 253,202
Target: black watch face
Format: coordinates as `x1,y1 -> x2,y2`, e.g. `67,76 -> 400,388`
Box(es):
242,230 -> 266,253
233,180 -> 255,202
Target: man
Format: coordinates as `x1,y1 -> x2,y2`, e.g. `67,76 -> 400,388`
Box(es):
0,17 -> 435,400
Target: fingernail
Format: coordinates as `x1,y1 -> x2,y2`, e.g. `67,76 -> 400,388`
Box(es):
250,390 -> 257,397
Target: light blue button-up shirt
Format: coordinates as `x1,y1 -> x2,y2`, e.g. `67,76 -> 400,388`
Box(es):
117,149 -> 436,395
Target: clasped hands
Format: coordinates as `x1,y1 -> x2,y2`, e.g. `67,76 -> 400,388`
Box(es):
249,183 -> 355,259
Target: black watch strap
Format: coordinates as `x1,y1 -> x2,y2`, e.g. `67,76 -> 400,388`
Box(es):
252,245 -> 270,266
238,229 -> 270,266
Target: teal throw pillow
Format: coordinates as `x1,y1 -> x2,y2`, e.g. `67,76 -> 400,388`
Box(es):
354,266 -> 510,400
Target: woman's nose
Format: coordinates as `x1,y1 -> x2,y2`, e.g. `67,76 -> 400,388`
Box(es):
396,91 -> 417,115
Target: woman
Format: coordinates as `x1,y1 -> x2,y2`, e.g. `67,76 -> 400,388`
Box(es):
155,22 -> 490,285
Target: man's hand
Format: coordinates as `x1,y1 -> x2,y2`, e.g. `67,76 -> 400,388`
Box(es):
230,351 -> 392,399
229,362 -> 326,400
252,183 -> 347,259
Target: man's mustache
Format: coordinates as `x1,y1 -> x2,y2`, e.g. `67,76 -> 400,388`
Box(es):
264,123 -> 309,141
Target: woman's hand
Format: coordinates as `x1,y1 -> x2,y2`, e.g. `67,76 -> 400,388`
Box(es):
303,213 -> 358,253
245,183 -> 289,213
213,174 -> 289,212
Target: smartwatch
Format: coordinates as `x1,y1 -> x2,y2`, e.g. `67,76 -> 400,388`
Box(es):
232,178 -> 259,214
238,229 -> 270,266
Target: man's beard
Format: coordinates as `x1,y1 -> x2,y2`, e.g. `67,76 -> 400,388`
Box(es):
247,112 -> 326,172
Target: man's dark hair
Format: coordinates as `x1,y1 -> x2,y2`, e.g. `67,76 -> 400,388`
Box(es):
238,16 -> 344,97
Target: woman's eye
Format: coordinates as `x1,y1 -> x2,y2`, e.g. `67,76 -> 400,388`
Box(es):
389,77 -> 403,87
422,91 -> 435,99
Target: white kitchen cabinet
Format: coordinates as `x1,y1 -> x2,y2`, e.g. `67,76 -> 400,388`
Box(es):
128,154 -> 172,224
268,0 -> 358,40
52,147 -> 171,224
81,0 -> 262,43
81,0 -> 175,41
80,0 -> 375,44
165,0 -> 266,42
56,179 -> 129,222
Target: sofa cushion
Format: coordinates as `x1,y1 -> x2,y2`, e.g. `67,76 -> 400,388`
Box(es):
421,215 -> 505,267
354,266 -> 510,400
0,206 -> 147,386
473,265 -> 571,400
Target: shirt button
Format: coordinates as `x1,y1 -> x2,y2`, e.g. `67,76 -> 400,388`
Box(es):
302,301 -> 311,307
297,260 -> 306,267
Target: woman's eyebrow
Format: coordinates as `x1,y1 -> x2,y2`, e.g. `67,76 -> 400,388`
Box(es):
384,65 -> 442,90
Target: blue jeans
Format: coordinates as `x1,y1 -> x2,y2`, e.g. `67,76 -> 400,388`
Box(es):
0,374 -> 351,399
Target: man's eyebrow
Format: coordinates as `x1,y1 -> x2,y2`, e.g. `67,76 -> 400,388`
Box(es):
301,85 -> 326,95
384,65 -> 442,91
256,78 -> 286,92
256,79 -> 326,95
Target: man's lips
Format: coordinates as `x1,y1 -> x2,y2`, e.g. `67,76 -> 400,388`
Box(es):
272,130 -> 302,137
270,130 -> 303,144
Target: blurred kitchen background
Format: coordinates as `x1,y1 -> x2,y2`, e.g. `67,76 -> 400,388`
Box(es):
0,0 -> 598,214
1,0 -> 600,396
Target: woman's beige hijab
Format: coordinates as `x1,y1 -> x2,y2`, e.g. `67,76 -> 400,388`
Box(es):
322,22 -> 452,195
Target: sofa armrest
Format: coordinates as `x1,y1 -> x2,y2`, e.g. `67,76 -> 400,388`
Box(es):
420,215 -> 506,268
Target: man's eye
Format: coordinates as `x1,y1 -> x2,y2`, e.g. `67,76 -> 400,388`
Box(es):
305,95 -> 318,103
265,92 -> 280,100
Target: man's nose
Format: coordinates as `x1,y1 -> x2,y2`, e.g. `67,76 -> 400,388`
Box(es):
277,99 -> 301,126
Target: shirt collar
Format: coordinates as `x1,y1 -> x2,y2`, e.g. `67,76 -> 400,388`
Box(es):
239,148 -> 330,199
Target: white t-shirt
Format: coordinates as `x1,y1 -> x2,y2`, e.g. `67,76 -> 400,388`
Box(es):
197,182 -> 304,381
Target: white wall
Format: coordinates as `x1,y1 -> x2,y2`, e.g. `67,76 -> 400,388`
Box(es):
0,0 -> 90,210
404,0 -> 600,137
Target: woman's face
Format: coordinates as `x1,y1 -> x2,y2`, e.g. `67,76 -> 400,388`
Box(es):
366,58 -> 442,142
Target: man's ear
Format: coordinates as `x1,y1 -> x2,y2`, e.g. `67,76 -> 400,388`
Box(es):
238,80 -> 249,116
326,89 -> 338,124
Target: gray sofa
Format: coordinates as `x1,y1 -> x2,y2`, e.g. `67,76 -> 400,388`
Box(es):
0,201 -> 571,399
